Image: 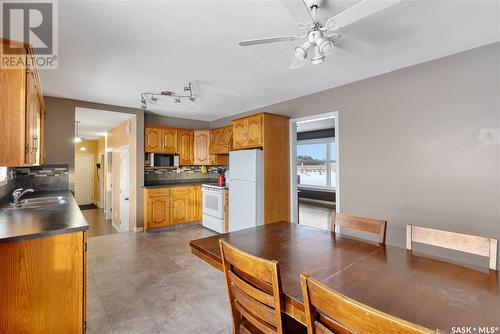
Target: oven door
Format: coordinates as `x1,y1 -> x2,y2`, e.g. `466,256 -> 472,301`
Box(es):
202,187 -> 224,219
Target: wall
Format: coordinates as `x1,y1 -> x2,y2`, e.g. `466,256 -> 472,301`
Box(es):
107,117 -> 137,231
145,112 -> 209,129
211,43 -> 500,267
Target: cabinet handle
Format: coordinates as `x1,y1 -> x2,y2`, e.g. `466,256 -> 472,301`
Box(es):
33,137 -> 38,149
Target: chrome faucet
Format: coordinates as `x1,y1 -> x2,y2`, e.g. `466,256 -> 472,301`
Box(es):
11,188 -> 34,206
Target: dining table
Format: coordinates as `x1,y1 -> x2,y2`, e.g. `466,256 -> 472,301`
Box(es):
189,221 -> 500,333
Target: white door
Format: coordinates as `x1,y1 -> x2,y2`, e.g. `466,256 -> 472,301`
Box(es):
99,154 -> 105,208
74,154 -> 94,205
119,148 -> 130,232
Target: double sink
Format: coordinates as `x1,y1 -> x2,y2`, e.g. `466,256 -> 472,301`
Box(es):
4,196 -> 68,210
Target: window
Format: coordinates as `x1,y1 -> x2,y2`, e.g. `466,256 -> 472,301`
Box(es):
297,139 -> 336,189
0,167 -> 7,186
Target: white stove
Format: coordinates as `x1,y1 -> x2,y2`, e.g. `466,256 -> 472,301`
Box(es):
201,184 -> 226,233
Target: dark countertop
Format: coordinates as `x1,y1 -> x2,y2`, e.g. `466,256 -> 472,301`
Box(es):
143,178 -> 218,188
0,191 -> 89,243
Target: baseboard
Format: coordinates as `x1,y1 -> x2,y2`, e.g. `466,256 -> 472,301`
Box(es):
133,226 -> 144,232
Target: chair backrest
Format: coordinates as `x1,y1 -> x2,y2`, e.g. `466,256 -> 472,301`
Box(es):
406,225 -> 498,270
219,239 -> 285,334
300,273 -> 439,334
331,213 -> 387,244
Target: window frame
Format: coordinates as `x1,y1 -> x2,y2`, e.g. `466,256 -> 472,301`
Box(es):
0,167 -> 8,187
297,137 -> 336,191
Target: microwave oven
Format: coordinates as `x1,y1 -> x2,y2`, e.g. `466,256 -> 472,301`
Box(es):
148,153 -> 179,167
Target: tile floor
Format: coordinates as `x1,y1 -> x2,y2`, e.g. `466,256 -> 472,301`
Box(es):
83,208 -> 118,238
87,224 -> 231,334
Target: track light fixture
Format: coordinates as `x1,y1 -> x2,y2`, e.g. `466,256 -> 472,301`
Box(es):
140,82 -> 196,109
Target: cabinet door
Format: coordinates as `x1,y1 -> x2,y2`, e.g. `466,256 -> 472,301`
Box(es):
210,154 -> 228,166
178,129 -> 193,165
190,185 -> 202,221
147,196 -> 170,228
246,114 -> 263,147
170,192 -> 189,225
145,127 -> 162,152
193,130 -> 210,165
232,119 -> 247,149
25,70 -> 39,165
162,128 -> 178,153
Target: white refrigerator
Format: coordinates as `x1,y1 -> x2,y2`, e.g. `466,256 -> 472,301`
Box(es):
228,149 -> 264,232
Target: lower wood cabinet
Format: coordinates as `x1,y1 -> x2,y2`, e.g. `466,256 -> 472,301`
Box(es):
144,185 -> 203,231
0,232 -> 86,333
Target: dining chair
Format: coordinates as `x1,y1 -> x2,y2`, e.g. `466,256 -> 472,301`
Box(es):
300,273 -> 441,334
331,213 -> 387,244
219,239 -> 306,334
406,225 -> 498,270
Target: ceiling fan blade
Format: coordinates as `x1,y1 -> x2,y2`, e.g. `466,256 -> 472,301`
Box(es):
333,36 -> 375,54
329,0 -> 403,30
238,36 -> 299,46
280,0 -> 315,25
289,56 -> 305,70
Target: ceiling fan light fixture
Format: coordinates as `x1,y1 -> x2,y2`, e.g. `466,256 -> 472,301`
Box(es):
311,46 -> 325,65
294,41 -> 313,60
317,38 -> 334,56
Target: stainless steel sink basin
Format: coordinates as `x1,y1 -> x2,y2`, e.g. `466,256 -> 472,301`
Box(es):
5,196 -> 68,210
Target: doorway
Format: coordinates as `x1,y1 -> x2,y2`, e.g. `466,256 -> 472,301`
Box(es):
290,112 -> 339,229
74,154 -> 94,205
119,147 -> 130,232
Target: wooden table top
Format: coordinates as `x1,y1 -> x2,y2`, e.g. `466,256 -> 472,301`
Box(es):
189,222 -> 500,332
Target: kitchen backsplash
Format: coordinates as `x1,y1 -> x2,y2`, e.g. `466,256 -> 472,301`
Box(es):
0,165 -> 69,202
145,166 -> 225,183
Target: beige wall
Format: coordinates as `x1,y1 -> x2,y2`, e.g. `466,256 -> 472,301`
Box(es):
107,117 -> 137,231
211,43 -> 500,267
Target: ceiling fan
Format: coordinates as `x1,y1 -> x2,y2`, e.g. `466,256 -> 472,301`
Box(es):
238,0 -> 402,69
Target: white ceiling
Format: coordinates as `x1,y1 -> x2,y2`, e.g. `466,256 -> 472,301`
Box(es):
297,117 -> 335,133
41,0 -> 500,122
75,108 -> 133,139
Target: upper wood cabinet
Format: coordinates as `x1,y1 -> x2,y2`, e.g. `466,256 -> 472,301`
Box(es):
193,130 -> 210,165
178,129 -> 193,165
144,127 -> 178,153
162,128 -> 178,153
145,127 -> 162,152
210,125 -> 233,154
0,40 -> 45,167
232,114 -> 263,149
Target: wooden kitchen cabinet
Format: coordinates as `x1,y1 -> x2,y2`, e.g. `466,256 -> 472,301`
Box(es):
144,127 -> 178,153
209,125 -> 233,154
0,39 -> 45,166
146,195 -> 170,229
232,114 -> 263,149
0,232 -> 86,333
162,128 -> 178,153
178,129 -> 194,165
145,127 -> 163,152
190,185 -> 202,222
210,154 -> 228,166
193,130 -> 210,165
144,185 -> 203,231
170,186 -> 190,225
